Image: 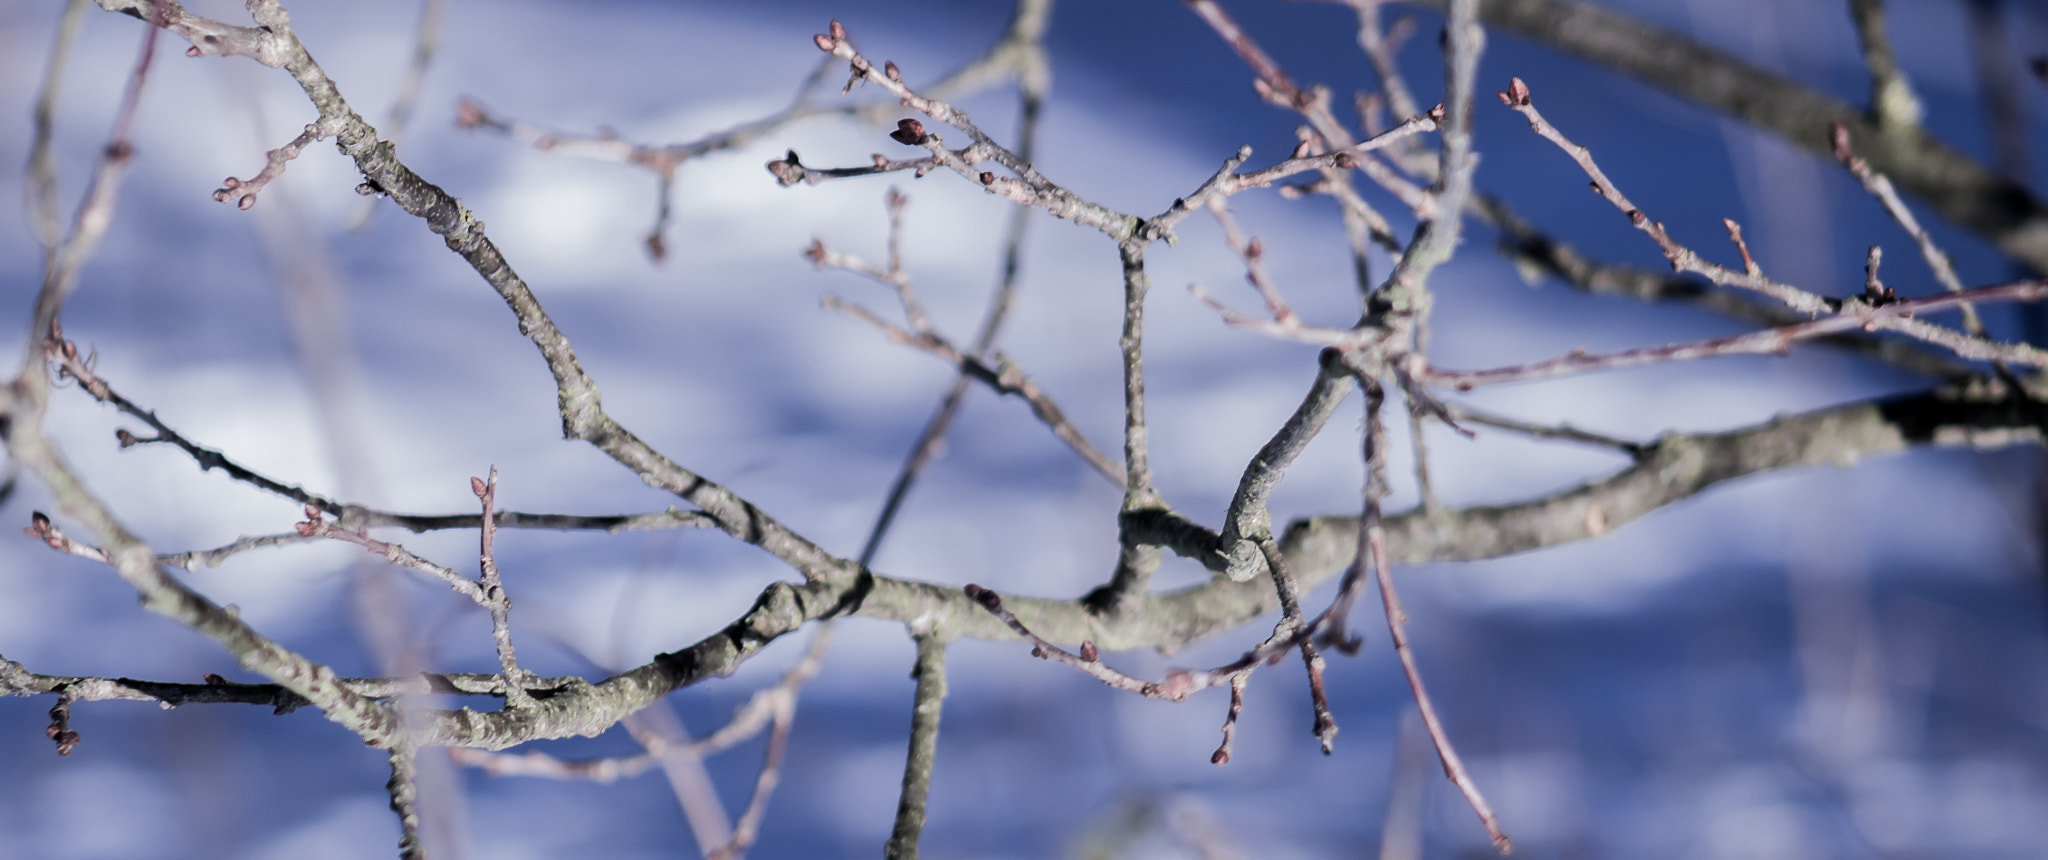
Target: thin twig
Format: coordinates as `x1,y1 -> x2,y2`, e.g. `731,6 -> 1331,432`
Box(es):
1440,403 -> 1645,457
1829,121 -> 1983,332
821,293 -> 1123,485
884,632 -> 950,859
859,70 -> 1046,567
25,0 -> 91,253
1358,383 -> 1511,855
1499,76 -> 1832,315
1258,536 -> 1337,753
472,468 -> 535,709
0,659 -> 579,712
297,505 -> 483,603
708,687 -> 797,860
51,338 -> 713,537
1471,192 -> 1978,379
463,56 -> 849,260
387,742 -> 427,860
1425,280 -> 2048,389
1210,672 -> 1250,765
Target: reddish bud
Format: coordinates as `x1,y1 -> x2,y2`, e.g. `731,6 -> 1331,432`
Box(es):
1212,749 -> 1231,765
294,521 -> 317,537
1333,152 -> 1356,169
304,503 -> 322,520
1245,236 -> 1263,259
238,194 -> 257,211
888,118 -> 926,146
645,234 -> 667,262
885,61 -> 901,81
455,98 -> 483,129
766,151 -> 804,187
204,673 -> 229,685
805,239 -> 827,264
813,33 -> 835,52
1626,209 -> 1646,226
829,19 -> 846,41
1506,77 -> 1530,106
471,476 -> 488,498
1157,670 -> 1198,702
964,583 -> 1002,611
1079,641 -> 1099,662
115,429 -> 138,448
186,46 -> 202,58
979,171 -> 995,186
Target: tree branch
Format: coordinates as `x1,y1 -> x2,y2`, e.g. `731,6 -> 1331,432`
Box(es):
883,632 -> 950,859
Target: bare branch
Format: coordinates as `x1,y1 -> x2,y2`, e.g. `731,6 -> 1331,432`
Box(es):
1406,0 -> 2048,274
819,292 -> 1123,485
347,0 -> 446,230
883,633 -> 950,860
471,468 -> 536,709
387,743 -> 427,860
1359,381 -> 1510,855
1424,280 -> 2048,389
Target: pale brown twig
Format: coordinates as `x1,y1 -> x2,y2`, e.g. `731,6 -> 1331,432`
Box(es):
296,504 -> 482,602
859,63 -> 1046,568
1830,121 -> 1982,332
472,468 -> 535,709
1357,383 -> 1511,854
1498,77 -> 1829,315
460,55 -> 847,261
1439,403 -> 1645,457
25,0 -> 91,253
213,118 -> 337,210
820,292 -> 1123,486
707,688 -> 796,860
1425,280 -> 2048,389
1210,672 -> 1250,765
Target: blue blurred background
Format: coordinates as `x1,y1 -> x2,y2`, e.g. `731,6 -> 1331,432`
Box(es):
2,0 -> 2046,857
